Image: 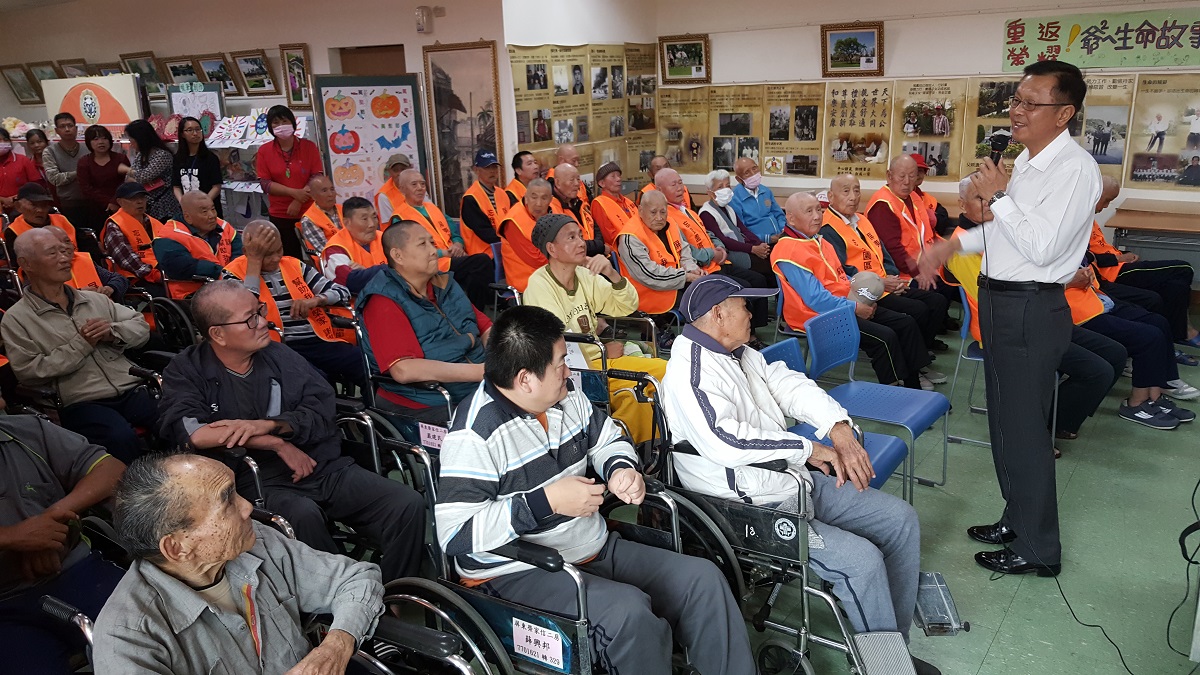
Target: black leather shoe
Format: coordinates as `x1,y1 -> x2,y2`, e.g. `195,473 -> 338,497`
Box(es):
967,521 -> 1016,545
931,339 -> 950,352
912,656 -> 941,675
975,548 -> 1061,577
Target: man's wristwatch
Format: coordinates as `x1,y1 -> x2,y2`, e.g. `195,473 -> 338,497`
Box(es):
988,190 -> 1007,206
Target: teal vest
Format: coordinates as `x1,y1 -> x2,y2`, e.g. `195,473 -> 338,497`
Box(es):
356,268 -> 486,407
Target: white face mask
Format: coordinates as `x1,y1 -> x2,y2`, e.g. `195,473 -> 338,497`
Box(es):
713,187 -> 734,206
0,142 -> 11,155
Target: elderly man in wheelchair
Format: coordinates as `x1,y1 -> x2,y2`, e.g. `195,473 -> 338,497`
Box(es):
92,453 -> 385,674
659,275 -> 938,675
435,305 -> 755,675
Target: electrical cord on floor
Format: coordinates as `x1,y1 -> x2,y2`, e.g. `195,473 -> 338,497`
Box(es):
1166,475 -> 1200,659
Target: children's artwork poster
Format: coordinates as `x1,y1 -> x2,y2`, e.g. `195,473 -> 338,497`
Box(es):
657,86 -> 710,176
890,79 -> 967,182
1127,74 -> 1200,190
1079,75 -> 1135,180
624,43 -> 657,134
588,44 -> 627,142
167,82 -> 225,127
958,76 -> 1022,179
509,45 -> 554,151
626,133 -> 659,182
821,81 -> 893,180
313,75 -> 430,203
1002,10 -> 1200,72
762,83 -> 825,177
708,85 -> 764,172
548,45 -> 590,145
40,74 -> 144,134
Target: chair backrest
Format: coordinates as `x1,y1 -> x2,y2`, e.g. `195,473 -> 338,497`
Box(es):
802,303 -> 861,379
760,337 -> 806,374
773,261 -> 815,334
491,241 -> 505,284
957,285 -> 972,341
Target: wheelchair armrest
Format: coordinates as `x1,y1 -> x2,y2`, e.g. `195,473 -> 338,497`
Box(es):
563,332 -> 603,346
335,397 -> 366,415
605,368 -> 651,384
191,274 -> 217,282
488,282 -> 517,293
643,476 -> 666,495
371,373 -> 446,393
488,540 -> 564,573
128,365 -> 158,381
14,384 -> 57,403
672,441 -> 788,472
251,508 -> 296,538
328,314 -> 356,330
133,350 -> 177,372
371,615 -> 464,661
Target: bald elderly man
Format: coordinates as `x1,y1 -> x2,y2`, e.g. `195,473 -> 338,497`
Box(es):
549,162 -> 605,257
865,155 -> 937,281
731,157 -> 786,242
546,144 -> 589,202
153,191 -> 243,299
638,155 -> 694,208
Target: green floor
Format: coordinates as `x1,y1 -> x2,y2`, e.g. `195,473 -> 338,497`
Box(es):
740,316 -> 1200,675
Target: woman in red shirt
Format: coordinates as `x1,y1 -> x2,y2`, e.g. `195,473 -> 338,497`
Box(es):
0,128 -> 42,215
23,129 -> 54,196
255,105 -> 323,258
76,125 -> 130,230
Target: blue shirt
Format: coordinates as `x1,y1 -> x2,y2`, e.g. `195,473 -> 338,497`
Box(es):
731,183 -> 786,241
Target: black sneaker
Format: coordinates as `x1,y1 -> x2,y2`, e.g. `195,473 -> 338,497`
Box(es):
1118,399 -> 1180,430
1150,397 -> 1196,423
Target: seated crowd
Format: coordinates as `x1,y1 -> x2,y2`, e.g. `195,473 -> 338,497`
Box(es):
3,104 -> 1197,675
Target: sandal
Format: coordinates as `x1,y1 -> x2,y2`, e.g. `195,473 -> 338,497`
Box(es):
1176,350 -> 1199,367
1053,447 -> 1062,459
1181,335 -> 1200,349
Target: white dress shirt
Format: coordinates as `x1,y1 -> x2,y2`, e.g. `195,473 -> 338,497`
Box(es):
957,129 -> 1101,284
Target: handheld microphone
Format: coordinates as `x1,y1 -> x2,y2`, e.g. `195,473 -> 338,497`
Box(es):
989,130 -> 1012,165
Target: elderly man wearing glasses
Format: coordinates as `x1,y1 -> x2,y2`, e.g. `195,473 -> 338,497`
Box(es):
156,280 -> 426,584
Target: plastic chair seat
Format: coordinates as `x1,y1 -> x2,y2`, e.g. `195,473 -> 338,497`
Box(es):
827,381 -> 951,438
965,341 -> 984,361
788,423 -> 909,490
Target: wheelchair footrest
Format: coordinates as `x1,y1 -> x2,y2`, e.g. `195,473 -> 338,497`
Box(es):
914,570 -> 970,636
850,631 -> 915,675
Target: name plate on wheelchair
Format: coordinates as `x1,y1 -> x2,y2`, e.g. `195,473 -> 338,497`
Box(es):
418,422 -> 445,450
513,617 -> 564,670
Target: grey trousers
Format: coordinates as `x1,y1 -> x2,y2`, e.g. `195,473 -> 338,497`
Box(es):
482,533 -> 755,675
805,472 -> 922,641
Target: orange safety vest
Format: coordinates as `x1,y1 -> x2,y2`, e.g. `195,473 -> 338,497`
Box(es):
821,209 -> 889,278
300,202 -> 343,266
323,227 -> 386,270
640,182 -> 693,207
156,219 -> 237,299
592,192 -> 637,247
866,185 -> 937,280
913,187 -> 939,226
390,200 -> 453,273
8,213 -> 77,246
506,178 -> 528,201
550,193 -> 597,243
616,215 -> 686,314
771,234 -> 850,330
67,252 -> 102,291
224,255 -> 355,344
460,181 -> 514,258
1088,220 -> 1125,282
498,203 -> 543,293
1064,270 -> 1106,326
374,180 -> 405,218
667,205 -> 721,273
103,209 -> 161,277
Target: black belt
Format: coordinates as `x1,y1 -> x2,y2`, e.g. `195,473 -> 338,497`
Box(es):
977,275 -> 1063,292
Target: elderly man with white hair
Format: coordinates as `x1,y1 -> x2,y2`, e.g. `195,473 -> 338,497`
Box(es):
698,168 -> 772,278
660,274 -> 938,675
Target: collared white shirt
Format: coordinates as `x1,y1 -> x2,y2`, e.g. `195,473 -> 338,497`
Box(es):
957,129 -> 1101,283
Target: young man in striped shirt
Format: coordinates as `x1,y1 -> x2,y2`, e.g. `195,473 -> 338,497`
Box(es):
436,305 -> 754,675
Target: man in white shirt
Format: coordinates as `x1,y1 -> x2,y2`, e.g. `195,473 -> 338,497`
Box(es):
919,60 -> 1101,577
1146,114 -> 1169,153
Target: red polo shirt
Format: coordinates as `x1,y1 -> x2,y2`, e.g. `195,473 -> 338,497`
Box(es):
0,152 -> 41,200
255,137 -> 323,218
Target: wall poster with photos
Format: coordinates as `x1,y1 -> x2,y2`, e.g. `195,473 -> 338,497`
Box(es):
658,86 -> 710,176
708,85 -> 764,172
1127,73 -> 1200,190
624,43 -> 658,135
549,45 -> 590,146
508,45 -> 554,150
821,81 -> 893,180
762,83 -> 825,177
890,78 -> 967,181
1078,74 -> 1135,181
588,44 -> 626,142
659,34 -> 710,85
958,76 -> 1022,178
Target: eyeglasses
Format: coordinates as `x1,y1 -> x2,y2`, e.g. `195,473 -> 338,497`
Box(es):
212,303 -> 268,330
1007,96 -> 1069,112
182,127 -> 204,134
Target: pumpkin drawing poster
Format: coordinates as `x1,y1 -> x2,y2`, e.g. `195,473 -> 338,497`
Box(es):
316,78 -> 426,204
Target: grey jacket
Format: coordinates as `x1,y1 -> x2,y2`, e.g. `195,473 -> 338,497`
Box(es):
93,522 -> 383,675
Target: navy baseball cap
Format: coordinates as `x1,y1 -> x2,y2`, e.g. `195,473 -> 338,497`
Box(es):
679,275 -> 777,323
114,183 -> 149,200
473,149 -> 500,168
16,183 -> 54,202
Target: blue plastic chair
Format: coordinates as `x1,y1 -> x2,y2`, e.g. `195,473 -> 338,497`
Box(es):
771,265 -> 809,348
761,339 -> 909,490
947,286 -> 989,447
802,304 -> 952,502
490,242 -> 521,310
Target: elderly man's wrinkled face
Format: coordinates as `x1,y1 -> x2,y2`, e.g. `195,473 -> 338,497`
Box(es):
721,297 -> 753,348
886,158 -> 919,199
17,197 -> 51,224
474,164 -> 500,188
398,170 -> 428,204
639,195 -> 669,232
390,225 -> 440,277
310,175 -> 337,210
183,193 -> 219,233
828,176 -> 861,216
599,170 -> 623,194
17,231 -> 73,285
960,182 -> 994,224
525,185 -> 553,218
547,222 -> 587,265
785,194 -> 824,237
211,288 -> 272,352
554,166 -> 580,200
658,171 -> 686,204
346,206 -> 380,246
117,195 -> 148,219
169,458 -> 256,567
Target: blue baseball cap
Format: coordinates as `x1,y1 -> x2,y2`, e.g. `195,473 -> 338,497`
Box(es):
679,275 -> 777,323
473,149 -> 500,168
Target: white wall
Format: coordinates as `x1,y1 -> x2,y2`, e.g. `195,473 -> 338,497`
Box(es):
503,0 -> 659,47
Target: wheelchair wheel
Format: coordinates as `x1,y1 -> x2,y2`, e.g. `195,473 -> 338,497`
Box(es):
384,577 -> 514,675
150,298 -> 199,351
756,639 -> 815,675
669,490 -> 749,605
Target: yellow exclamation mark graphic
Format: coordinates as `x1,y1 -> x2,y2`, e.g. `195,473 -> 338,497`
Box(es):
1066,24 -> 1081,51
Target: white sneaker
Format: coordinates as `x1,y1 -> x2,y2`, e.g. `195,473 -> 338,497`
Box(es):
1163,379 -> 1200,401
919,375 -> 935,391
1122,359 -> 1133,378
921,369 -> 947,385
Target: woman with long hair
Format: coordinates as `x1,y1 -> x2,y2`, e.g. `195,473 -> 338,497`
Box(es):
119,119 -> 181,221
76,124 -> 130,229
24,129 -> 54,195
172,116 -> 223,217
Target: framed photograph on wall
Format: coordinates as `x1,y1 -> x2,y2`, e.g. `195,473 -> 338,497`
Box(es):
821,22 -> 885,78
0,64 -> 42,104
422,40 -> 504,216
194,53 -> 242,97
658,34 -> 710,85
89,62 -> 124,76
26,61 -> 63,96
162,56 -> 202,85
279,43 -> 312,110
120,51 -> 168,99
57,59 -> 89,78
230,49 -> 279,96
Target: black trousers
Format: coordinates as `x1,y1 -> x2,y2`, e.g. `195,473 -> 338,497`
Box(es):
715,268 -> 772,328
59,386 -> 159,464
1082,303 -> 1177,389
1112,260 -> 1194,341
1055,326 -> 1126,434
979,284 -> 1071,564
857,305 -> 930,387
877,287 -> 947,349
268,215 -> 304,259
448,252 -> 496,312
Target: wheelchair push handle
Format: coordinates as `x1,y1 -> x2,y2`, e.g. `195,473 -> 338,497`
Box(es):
489,539 -> 564,573
372,614 -> 464,661
605,368 -> 652,384
128,365 -> 157,381
40,595 -> 86,624
328,314 -> 356,330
